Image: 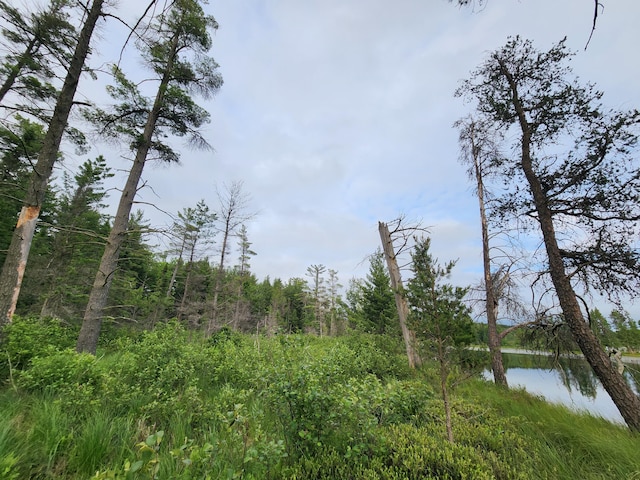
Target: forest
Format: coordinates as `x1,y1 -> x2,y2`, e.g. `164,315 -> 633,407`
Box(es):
1,0 -> 640,478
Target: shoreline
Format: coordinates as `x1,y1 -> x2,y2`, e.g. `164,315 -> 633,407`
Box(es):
473,346 -> 640,365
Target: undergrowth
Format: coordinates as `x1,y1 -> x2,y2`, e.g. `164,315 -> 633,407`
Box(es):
0,316 -> 638,479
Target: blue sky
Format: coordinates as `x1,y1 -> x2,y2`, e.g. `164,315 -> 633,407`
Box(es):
71,0 -> 640,317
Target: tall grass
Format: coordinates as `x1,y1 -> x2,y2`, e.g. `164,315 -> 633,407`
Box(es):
0,390 -> 23,479
23,394 -> 74,478
459,380 -> 640,479
67,411 -> 135,477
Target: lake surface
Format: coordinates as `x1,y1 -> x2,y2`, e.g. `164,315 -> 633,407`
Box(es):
483,353 -> 640,425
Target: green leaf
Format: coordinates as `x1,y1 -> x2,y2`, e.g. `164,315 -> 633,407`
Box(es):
129,460 -> 144,473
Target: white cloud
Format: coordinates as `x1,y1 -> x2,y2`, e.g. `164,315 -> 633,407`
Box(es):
71,0 -> 640,316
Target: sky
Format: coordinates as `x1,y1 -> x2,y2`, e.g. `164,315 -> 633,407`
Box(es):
67,0 -> 640,316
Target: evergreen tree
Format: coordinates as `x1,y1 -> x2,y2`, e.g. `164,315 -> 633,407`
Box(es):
282,278 -> 307,333
231,224 -> 256,329
406,237 -> 474,443
235,224 -> 256,275
32,156 -> 112,319
168,200 -> 216,321
77,0 -> 222,353
361,250 -> 398,335
589,308 -> 614,347
456,35 -> 640,431
0,0 -> 76,108
0,0 -> 105,326
305,264 -> 327,335
207,181 -> 254,333
0,117 -> 47,266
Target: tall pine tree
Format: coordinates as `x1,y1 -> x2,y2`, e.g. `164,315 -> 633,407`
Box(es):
77,0 -> 222,353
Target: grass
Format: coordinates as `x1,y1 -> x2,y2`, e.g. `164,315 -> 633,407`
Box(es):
459,380 -> 640,479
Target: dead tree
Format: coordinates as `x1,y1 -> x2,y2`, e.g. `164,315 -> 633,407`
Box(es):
378,217 -> 426,368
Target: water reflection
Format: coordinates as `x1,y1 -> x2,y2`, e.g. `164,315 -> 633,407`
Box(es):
484,353 -> 640,424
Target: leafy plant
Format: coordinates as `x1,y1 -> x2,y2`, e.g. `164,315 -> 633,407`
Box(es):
0,315 -> 77,378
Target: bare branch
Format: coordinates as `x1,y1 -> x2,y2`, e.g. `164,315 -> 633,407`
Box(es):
585,1 -> 604,50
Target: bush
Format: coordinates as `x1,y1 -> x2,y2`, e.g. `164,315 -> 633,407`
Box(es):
103,322 -> 215,427
17,349 -> 105,413
0,316 -> 77,379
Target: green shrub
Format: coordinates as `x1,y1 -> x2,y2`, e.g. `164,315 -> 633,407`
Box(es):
0,316 -> 77,378
286,419 -> 527,480
17,349 -> 105,413
338,333 -> 414,380
370,379 -> 434,426
381,423 -> 496,479
104,322 -> 215,427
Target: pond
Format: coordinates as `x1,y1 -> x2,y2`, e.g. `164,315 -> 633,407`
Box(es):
483,352 -> 640,425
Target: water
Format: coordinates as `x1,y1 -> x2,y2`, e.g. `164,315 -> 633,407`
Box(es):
483,353 -> 640,424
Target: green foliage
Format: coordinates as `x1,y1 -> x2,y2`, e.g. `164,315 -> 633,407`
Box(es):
84,0 -> 222,163
407,237 -> 474,350
104,322 -> 213,426
609,309 -> 640,351
0,315 -> 77,375
457,35 -> 640,300
0,0 -> 76,107
286,410 -> 535,480
406,236 -> 475,441
1,328 -> 638,479
17,349 -> 105,413
22,156 -> 113,319
92,430 -> 164,480
344,250 -> 400,335
0,116 -> 49,267
262,337 -> 431,459
379,423 -> 518,480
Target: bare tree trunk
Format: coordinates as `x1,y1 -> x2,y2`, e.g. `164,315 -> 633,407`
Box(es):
472,138 -> 508,387
503,61 -> 640,431
378,221 -> 421,368
167,238 -> 186,298
206,219 -> 230,334
0,0 -> 104,326
207,270 -> 223,335
178,261 -> 193,321
76,143 -> 148,353
207,181 -> 254,334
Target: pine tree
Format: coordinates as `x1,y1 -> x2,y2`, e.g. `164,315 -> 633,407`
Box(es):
406,237 -> 474,443
34,156 -> 112,319
0,0 -> 76,108
361,250 -> 398,335
456,36 -> 640,431
77,0 -> 222,353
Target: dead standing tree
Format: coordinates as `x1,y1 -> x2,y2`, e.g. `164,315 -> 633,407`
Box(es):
455,115 -> 509,386
206,181 -> 255,335
378,217 -> 426,369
